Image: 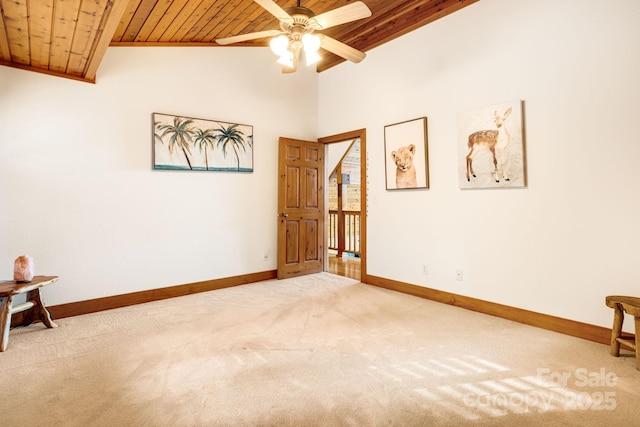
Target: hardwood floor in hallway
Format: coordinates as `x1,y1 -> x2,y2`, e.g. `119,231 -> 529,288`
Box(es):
327,253 -> 361,281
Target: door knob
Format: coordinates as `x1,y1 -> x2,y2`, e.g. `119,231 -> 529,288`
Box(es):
280,213 -> 288,218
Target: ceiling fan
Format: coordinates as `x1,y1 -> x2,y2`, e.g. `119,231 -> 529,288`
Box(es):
215,0 -> 372,73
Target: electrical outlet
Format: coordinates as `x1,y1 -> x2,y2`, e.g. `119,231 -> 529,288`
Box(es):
421,264 -> 428,275
456,269 -> 463,281
263,249 -> 270,261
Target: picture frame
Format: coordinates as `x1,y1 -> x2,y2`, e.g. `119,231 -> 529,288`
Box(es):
152,113 -> 253,172
384,117 -> 429,190
457,100 -> 525,189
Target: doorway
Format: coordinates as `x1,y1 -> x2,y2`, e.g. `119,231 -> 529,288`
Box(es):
319,129 -> 367,282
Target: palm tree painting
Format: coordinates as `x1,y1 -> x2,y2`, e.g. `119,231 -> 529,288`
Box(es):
212,124 -> 252,172
154,116 -> 196,170
153,113 -> 253,172
192,128 -> 217,171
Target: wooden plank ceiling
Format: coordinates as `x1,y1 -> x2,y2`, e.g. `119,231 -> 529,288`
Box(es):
0,0 -> 478,83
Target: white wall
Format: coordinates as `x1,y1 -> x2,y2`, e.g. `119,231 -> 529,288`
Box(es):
2,0 -> 638,331
318,0 -> 640,328
0,47 -> 318,304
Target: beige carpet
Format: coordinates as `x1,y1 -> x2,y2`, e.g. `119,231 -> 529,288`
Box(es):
1,273 -> 638,426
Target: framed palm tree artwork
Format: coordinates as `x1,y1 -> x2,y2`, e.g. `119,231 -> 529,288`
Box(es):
152,113 -> 253,172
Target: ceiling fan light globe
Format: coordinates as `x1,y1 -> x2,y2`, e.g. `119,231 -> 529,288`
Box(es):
270,35 -> 289,56
305,50 -> 322,66
277,51 -> 294,68
302,33 -> 321,52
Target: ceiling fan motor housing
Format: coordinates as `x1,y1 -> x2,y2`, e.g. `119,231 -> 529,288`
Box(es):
280,6 -> 317,44
285,6 -> 315,19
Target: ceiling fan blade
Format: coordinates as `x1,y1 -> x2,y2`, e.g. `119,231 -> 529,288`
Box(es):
311,1 -> 372,30
216,29 -> 282,45
318,35 -> 366,63
254,0 -> 293,22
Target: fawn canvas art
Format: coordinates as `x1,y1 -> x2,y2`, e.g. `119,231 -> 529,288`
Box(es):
457,100 -> 526,189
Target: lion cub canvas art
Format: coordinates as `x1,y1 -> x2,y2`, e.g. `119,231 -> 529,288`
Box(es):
384,117 -> 428,190
391,144 -> 417,188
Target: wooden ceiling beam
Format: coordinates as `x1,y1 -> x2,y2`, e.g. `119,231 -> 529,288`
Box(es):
202,1 -> 265,43
194,0 -> 244,42
182,0 -> 231,42
120,0 -> 160,43
1,0 -> 29,65
49,0 -> 82,74
155,0 -> 203,42
67,0 -> 110,78
145,0 -> 192,42
111,0 -> 142,42
0,58 -> 95,82
169,0 -> 215,41
134,0 -> 174,42
0,2 -> 12,61
83,0 -> 131,81
27,0 -> 54,69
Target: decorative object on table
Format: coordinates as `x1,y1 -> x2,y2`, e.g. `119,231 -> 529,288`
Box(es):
13,255 -> 34,282
384,117 -> 429,190
152,113 -> 254,172
457,100 -> 526,189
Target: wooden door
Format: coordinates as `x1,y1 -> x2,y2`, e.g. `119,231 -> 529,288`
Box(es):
277,137 -> 324,279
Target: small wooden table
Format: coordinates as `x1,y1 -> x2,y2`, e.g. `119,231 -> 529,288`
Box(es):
0,275 -> 58,352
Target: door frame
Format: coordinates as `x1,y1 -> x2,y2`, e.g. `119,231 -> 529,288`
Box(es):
319,129 -> 367,282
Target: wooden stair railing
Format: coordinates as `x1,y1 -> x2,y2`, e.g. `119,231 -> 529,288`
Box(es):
328,210 -> 360,256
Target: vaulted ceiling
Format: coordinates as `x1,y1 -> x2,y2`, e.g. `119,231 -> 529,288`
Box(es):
0,0 -> 478,84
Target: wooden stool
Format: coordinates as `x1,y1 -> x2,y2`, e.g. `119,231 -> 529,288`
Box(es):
0,275 -> 58,352
605,295 -> 640,370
